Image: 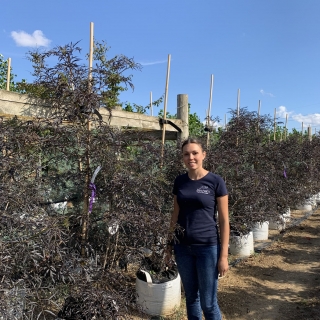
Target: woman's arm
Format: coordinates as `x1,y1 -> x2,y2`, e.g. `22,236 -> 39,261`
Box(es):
165,195 -> 179,264
217,195 -> 229,277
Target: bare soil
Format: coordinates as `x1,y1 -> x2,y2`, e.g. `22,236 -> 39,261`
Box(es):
219,207 -> 320,320
132,208 -> 320,319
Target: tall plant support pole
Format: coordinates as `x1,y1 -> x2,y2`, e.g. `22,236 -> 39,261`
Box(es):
284,114 -> 288,140
150,91 -> 153,116
257,100 -> 261,133
308,126 -> 312,141
236,89 -> 240,146
273,108 -> 277,141
6,58 -> 11,91
206,74 -> 214,148
160,54 -> 171,165
236,88 -> 240,118
224,114 -> 227,131
177,94 -> 189,145
301,122 -> 304,143
81,21 -> 94,257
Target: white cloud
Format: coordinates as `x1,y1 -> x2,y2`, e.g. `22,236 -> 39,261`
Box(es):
139,60 -> 167,66
11,30 -> 51,47
292,113 -> 320,126
260,89 -> 275,98
277,106 -> 293,118
277,106 -> 320,127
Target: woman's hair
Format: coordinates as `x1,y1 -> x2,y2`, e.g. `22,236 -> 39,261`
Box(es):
181,137 -> 206,152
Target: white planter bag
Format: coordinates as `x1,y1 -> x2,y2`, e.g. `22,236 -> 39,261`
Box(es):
269,215 -> 286,230
136,270 -> 181,316
229,231 -> 254,257
252,221 -> 269,241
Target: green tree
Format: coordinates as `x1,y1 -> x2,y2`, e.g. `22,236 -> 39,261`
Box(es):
0,54 -> 26,92
122,95 -> 163,114
158,104 -> 205,137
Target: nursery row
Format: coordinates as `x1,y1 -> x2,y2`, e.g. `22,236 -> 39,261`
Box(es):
1,109 -> 320,318
1,42 -> 320,318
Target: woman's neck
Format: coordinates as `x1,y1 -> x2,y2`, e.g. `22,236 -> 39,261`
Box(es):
188,168 -> 208,180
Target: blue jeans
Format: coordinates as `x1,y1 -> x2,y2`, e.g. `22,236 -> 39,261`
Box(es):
174,244 -> 221,320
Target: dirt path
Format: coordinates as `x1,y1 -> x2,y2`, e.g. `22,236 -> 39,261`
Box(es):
219,208 -> 320,320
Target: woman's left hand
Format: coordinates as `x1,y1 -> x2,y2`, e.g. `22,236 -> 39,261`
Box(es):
218,256 -> 229,277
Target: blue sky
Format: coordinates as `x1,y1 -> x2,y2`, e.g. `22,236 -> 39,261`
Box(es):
2,0 -> 320,131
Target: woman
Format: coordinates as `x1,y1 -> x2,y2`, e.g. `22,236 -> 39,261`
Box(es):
166,138 -> 229,320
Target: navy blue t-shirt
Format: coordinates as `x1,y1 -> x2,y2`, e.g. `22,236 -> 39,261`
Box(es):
173,172 -> 228,245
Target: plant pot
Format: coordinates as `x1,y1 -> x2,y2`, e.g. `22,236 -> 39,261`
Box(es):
136,269 -> 181,316
296,202 -> 313,211
229,231 -> 254,257
316,193 -> 320,205
269,215 -> 286,230
252,221 -> 269,241
282,208 -> 291,222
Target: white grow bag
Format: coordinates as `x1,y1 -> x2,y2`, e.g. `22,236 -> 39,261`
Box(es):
269,215 -> 286,230
136,270 -> 181,316
252,221 -> 269,241
229,231 -> 254,257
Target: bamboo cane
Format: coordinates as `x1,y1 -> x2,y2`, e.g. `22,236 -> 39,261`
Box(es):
237,89 -> 240,118
160,54 -> 171,166
273,108 -> 276,141
6,58 -> 11,91
206,74 -> 214,148
284,114 -> 288,140
81,22 -> 94,257
236,89 -> 240,146
257,100 -> 261,132
150,91 -> 153,116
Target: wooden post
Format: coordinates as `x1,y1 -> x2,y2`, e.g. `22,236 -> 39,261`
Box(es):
150,91 -> 153,116
257,100 -> 261,132
308,126 -> 312,141
284,114 -> 288,140
224,114 -> 227,131
177,94 -> 189,144
6,58 -> 11,91
273,108 -> 277,141
206,74 -> 214,148
236,89 -> 240,146
237,89 -> 240,118
88,22 -> 94,84
160,54 -> 171,164
81,22 -> 94,257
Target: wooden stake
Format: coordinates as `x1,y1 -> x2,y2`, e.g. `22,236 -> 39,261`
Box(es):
284,114 -> 288,140
81,22 -> 94,257
308,125 -> 312,141
6,58 -> 11,91
273,108 -> 276,141
237,89 -> 240,118
160,54 -> 171,165
257,100 -> 261,132
225,114 -> 227,131
150,91 -> 153,116
206,74 -> 214,148
88,22 -> 94,84
236,89 -> 240,146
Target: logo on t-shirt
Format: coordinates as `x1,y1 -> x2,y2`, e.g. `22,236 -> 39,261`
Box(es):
196,186 -> 211,194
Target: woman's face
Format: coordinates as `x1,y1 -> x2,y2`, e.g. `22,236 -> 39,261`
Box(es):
182,143 -> 206,170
